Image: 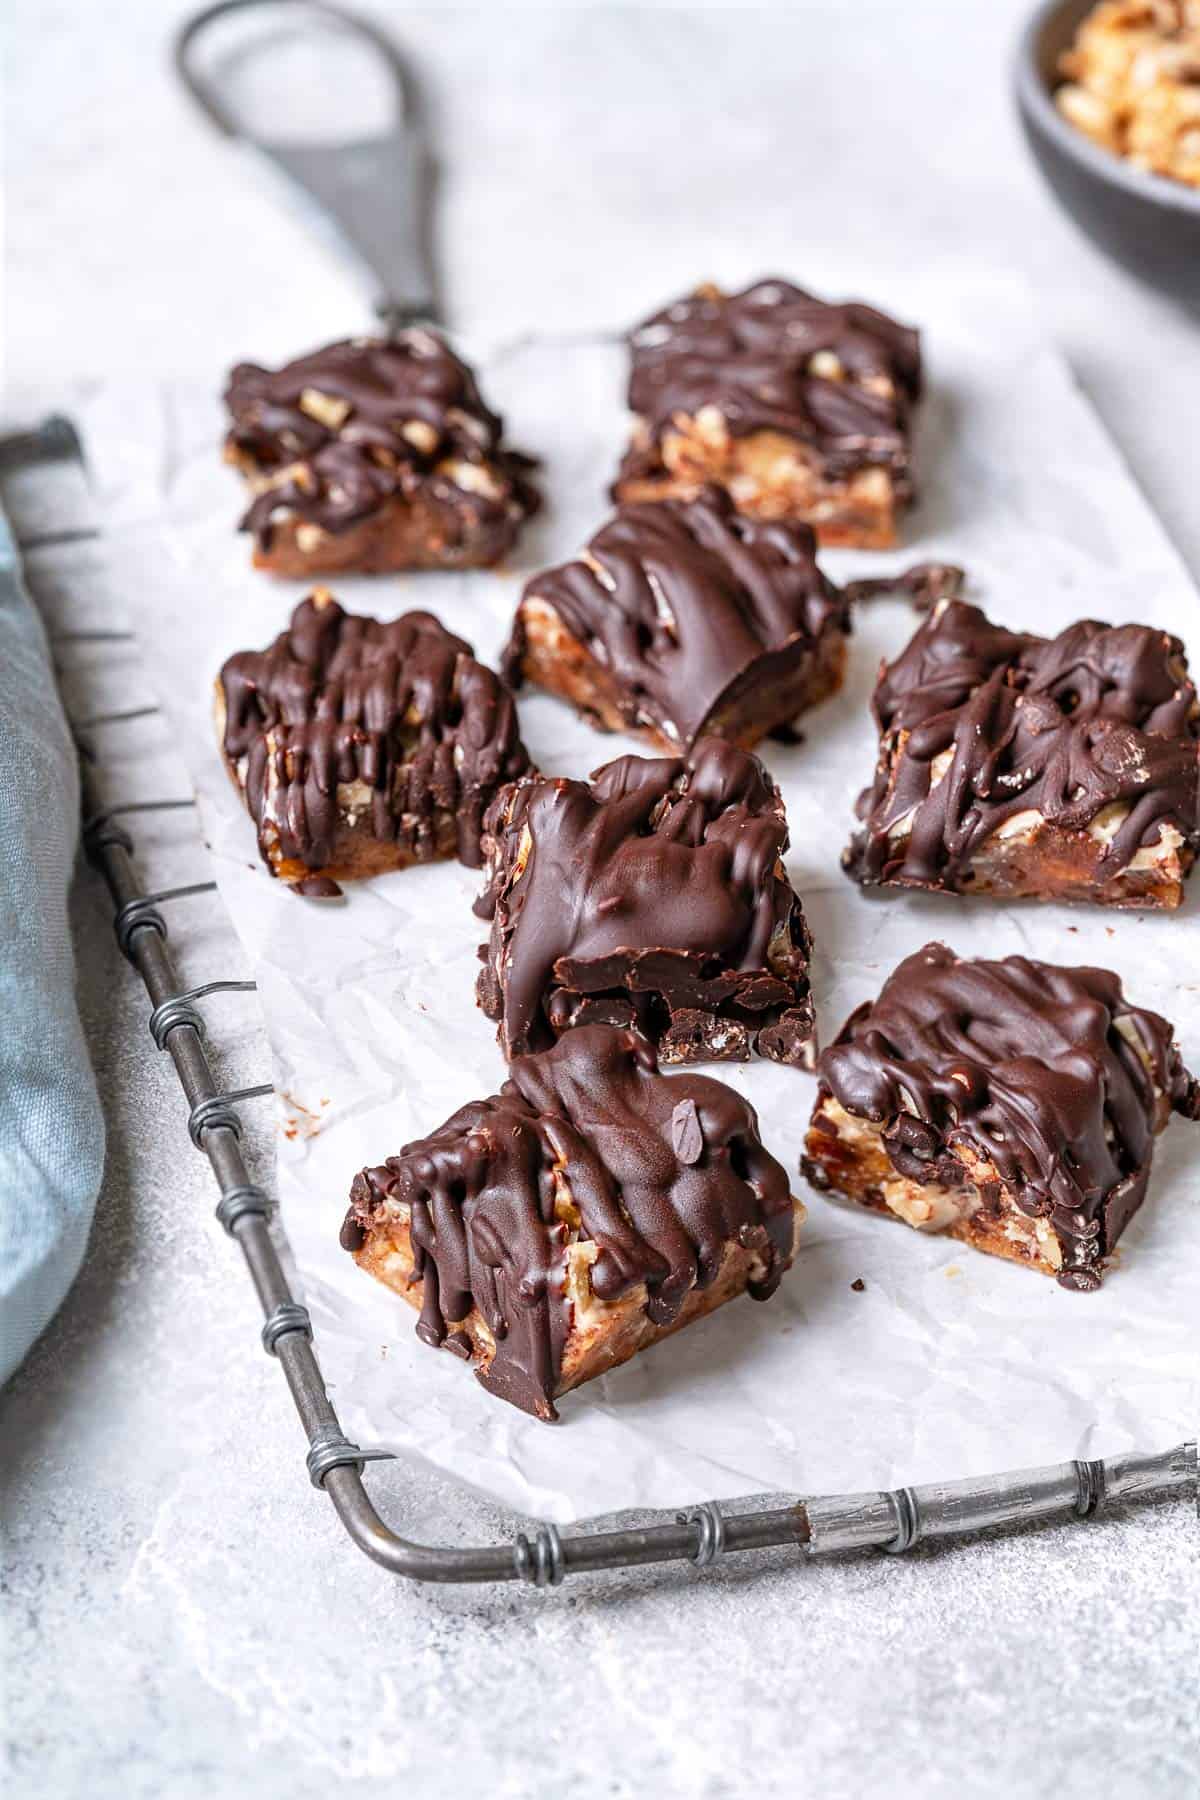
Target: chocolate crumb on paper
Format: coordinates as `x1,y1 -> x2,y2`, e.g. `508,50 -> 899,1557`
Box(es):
842,560 -> 965,611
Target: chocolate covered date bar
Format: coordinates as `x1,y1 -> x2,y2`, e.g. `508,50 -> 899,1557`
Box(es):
845,598 -> 1199,908
613,278 -> 921,549
224,330 -> 538,575
502,487 -> 849,751
217,590 -> 529,892
803,943 -> 1198,1290
341,1024 -> 804,1419
476,737 -> 817,1068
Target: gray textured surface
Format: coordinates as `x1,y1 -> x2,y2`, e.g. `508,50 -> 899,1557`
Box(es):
3,4 -> 1198,1797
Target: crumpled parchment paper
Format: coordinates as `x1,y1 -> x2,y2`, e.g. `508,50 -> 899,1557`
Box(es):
80,279 -> 1199,1523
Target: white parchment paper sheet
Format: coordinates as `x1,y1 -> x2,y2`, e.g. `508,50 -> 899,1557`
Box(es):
82,280 -> 1199,1523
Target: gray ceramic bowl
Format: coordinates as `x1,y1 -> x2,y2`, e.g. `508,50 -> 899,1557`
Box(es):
1015,0 -> 1200,311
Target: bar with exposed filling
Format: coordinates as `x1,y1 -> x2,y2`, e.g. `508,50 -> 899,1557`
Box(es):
341,1023 -> 805,1418
216,589 -> 529,893
223,330 -> 539,575
844,598 -> 1199,908
476,737 -> 817,1068
613,277 -> 921,549
802,942 -> 1199,1290
501,486 -> 850,751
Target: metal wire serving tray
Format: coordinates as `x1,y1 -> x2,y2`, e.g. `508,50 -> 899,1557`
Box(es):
6,0 -> 1190,1587
14,412 -> 1189,1590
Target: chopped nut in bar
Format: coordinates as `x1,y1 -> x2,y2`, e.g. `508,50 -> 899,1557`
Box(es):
844,598 -> 1199,908
217,590 -> 529,892
502,487 -> 850,752
476,737 -> 817,1069
341,1023 -> 804,1419
224,330 -> 539,575
613,277 -> 921,550
802,942 -> 1199,1290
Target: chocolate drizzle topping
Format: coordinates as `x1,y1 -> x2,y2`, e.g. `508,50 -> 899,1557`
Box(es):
219,592 -> 529,878
842,561 -> 966,612
476,738 -> 815,1067
504,487 -> 849,746
224,331 -> 538,555
343,1024 -> 796,1418
816,942 -> 1199,1289
846,599 -> 1200,889
618,277 -> 920,491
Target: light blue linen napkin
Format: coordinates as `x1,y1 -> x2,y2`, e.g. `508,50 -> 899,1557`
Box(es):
0,500 -> 104,1384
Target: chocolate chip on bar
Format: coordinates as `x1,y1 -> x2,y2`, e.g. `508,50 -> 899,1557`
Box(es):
803,942 -> 1199,1290
223,330 -> 539,575
341,1023 -> 804,1419
613,277 -> 921,549
844,598 -> 1199,908
217,590 -> 529,891
502,487 -> 850,752
476,737 -> 817,1069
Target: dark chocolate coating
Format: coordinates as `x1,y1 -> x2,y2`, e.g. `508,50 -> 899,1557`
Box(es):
505,488 -> 849,746
846,599 -> 1199,889
618,277 -> 920,491
343,1024 -> 796,1419
224,331 -> 538,555
476,738 -> 815,1067
816,942 -> 1199,1289
219,593 -> 529,876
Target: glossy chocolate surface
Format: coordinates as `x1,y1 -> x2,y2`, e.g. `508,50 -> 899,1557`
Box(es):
506,487 -> 848,745
343,1024 -> 796,1418
846,599 -> 1199,890
225,330 -> 538,556
477,738 -> 815,1067
219,592 -> 528,879
618,277 -> 920,491
816,942 -> 1199,1288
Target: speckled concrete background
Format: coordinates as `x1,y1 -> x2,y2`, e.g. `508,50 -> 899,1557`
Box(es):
3,4 -> 1198,1796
